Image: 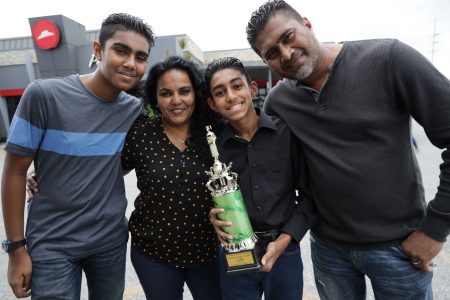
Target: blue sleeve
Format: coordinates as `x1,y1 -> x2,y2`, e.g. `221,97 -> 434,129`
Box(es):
5,81 -> 47,157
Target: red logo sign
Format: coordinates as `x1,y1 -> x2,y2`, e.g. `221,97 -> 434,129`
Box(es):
32,19 -> 61,50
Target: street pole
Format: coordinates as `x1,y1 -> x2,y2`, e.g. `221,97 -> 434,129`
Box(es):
431,17 -> 437,63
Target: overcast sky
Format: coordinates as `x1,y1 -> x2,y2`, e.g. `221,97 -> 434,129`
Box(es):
2,0 -> 450,76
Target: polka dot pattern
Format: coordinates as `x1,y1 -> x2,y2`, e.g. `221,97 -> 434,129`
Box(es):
122,115 -> 218,268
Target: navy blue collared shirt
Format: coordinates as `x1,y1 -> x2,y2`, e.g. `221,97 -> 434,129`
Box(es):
217,109 -> 315,242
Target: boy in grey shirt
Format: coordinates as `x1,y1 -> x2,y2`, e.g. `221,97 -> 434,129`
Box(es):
2,13 -> 154,299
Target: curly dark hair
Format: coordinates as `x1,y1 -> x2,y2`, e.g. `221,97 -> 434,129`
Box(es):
144,56 -> 224,163
246,0 -> 303,56
99,13 -> 155,50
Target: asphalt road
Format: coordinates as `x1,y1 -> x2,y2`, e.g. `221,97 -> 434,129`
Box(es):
0,121 -> 449,299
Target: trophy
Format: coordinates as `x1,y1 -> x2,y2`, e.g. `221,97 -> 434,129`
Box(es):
205,126 -> 261,274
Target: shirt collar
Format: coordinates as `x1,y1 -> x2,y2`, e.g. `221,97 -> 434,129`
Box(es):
257,108 -> 277,130
221,108 -> 277,142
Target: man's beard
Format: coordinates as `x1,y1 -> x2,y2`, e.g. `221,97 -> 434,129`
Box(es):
292,38 -> 323,83
294,55 -> 315,82
276,52 -> 316,82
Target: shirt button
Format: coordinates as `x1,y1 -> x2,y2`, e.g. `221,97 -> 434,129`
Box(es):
248,144 -> 252,148
252,163 -> 256,168
254,185 -> 259,190
256,206 -> 262,211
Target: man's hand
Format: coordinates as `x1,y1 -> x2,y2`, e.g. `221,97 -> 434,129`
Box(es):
26,170 -> 37,203
8,247 -> 32,298
208,208 -> 233,246
260,233 -> 292,272
401,229 -> 443,272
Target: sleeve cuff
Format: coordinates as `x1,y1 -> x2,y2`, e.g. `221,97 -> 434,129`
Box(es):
419,203 -> 450,242
281,215 -> 310,243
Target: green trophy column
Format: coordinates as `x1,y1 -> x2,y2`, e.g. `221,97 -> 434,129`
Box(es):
205,125 -> 260,273
213,190 -> 254,243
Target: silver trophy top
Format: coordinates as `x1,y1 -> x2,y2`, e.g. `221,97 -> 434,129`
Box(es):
205,126 -> 238,196
206,125 -> 219,160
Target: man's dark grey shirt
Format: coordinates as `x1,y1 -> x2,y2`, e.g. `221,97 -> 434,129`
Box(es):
265,39 -> 450,249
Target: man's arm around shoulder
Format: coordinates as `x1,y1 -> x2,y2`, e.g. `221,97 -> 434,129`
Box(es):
2,152 -> 34,298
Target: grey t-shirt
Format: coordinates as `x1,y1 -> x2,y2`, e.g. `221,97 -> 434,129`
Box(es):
5,75 -> 143,261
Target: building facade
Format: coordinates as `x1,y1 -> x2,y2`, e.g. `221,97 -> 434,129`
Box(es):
0,15 -> 279,141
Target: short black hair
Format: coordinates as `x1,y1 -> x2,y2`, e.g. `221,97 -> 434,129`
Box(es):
246,0 -> 303,56
99,13 -> 155,51
204,57 -> 252,98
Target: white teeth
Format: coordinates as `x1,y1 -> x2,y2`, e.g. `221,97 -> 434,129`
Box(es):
229,103 -> 242,111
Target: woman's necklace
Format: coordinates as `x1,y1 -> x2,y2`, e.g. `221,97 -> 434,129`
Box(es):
162,121 -> 190,151
167,133 -> 186,145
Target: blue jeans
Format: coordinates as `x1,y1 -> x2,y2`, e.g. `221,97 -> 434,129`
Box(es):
31,240 -> 127,300
130,245 -> 222,300
310,234 -> 433,300
219,242 -> 303,300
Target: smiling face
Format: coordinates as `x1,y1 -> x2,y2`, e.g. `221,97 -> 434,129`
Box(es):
94,30 -> 150,96
207,68 -> 257,123
254,12 -> 321,81
157,69 -> 196,128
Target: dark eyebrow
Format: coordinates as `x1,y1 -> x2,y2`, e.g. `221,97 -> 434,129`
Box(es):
229,77 -> 243,84
136,50 -> 149,58
262,29 -> 291,59
111,42 -> 131,51
211,76 -> 243,92
211,84 -> 225,93
111,42 -> 149,57
157,88 -> 172,96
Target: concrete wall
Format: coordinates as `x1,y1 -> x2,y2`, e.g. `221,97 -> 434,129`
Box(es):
0,64 -> 34,89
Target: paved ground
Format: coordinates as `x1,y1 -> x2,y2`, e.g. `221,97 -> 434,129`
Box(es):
1,121 -> 449,299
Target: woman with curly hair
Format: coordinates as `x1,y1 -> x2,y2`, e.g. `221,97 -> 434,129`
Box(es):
122,56 -> 224,300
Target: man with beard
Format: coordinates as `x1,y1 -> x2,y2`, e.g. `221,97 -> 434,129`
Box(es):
245,0 -> 450,299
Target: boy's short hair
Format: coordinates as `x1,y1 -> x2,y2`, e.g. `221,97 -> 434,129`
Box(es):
99,13 -> 155,51
204,57 -> 252,98
246,0 -> 303,56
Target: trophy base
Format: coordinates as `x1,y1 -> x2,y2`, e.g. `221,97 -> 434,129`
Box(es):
224,247 -> 263,275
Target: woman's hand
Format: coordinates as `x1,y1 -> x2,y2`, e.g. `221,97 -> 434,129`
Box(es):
26,170 -> 38,203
